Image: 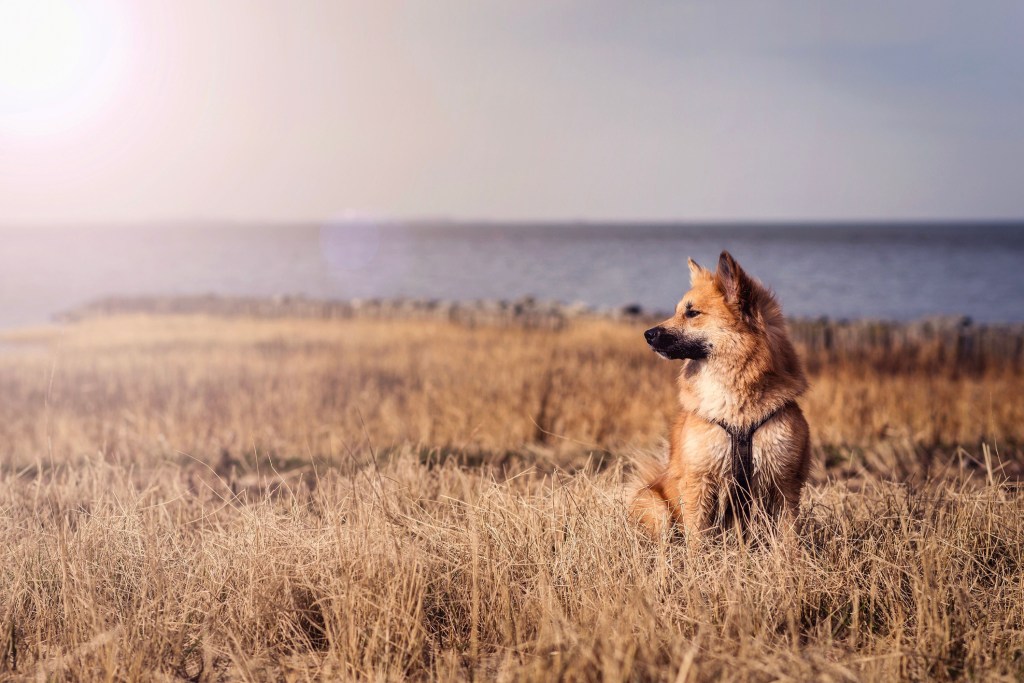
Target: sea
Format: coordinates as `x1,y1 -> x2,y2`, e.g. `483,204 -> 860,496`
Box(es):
1,221 -> 1023,328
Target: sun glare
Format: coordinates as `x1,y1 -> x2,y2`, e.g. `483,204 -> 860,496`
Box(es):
0,0 -> 125,136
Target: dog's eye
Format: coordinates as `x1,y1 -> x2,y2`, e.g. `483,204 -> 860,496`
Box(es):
685,308 -> 701,319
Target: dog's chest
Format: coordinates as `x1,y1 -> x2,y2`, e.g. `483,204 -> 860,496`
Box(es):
681,420 -> 788,483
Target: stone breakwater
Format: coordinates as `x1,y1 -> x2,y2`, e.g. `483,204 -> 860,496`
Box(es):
58,294 -> 652,328
60,295 -> 1024,373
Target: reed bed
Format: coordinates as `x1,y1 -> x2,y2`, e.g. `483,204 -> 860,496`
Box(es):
1,313 -> 1022,681
62,295 -> 1024,374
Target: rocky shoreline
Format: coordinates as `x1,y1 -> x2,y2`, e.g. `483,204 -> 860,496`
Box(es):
59,294 -> 1023,373
59,294 -> 655,327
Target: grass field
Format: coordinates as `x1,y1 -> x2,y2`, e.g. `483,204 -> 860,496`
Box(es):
1,314 -> 1022,681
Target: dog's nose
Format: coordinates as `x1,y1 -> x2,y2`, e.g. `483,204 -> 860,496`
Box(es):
644,327 -> 663,345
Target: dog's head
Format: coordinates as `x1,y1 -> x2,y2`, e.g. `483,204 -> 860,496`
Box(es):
644,251 -> 775,361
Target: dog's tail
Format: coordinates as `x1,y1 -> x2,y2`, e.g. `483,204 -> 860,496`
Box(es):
625,445 -> 673,537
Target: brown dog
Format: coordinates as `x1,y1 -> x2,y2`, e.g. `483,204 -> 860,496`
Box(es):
632,251 -> 811,537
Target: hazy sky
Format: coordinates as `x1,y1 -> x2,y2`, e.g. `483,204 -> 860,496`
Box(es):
1,1 -> 1022,224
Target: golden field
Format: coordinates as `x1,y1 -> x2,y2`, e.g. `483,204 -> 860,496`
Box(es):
1,313 -> 1022,681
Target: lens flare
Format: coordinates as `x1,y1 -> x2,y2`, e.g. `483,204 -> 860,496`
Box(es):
0,0 -> 125,135
320,215 -> 383,273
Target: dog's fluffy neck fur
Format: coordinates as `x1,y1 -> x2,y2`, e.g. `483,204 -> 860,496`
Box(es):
679,278 -> 807,429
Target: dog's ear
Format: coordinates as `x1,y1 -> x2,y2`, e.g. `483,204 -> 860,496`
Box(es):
715,251 -> 752,312
687,257 -> 706,285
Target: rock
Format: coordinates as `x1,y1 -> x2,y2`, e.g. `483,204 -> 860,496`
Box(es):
619,303 -> 644,317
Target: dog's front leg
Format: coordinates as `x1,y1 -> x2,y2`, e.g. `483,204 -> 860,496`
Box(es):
679,475 -> 717,538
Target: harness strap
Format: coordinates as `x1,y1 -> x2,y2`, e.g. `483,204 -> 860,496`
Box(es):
709,400 -> 794,526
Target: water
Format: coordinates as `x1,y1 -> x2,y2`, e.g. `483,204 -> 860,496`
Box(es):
1,221 -> 1023,328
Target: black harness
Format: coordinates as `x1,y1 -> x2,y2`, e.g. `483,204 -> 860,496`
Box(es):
708,400 -> 794,526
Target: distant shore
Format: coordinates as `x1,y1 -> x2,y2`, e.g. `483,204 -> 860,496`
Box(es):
58,295 -> 1024,374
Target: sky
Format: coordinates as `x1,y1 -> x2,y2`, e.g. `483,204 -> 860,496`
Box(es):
1,0 -> 1023,224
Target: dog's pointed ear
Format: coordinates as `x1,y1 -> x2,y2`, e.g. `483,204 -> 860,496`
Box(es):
716,250 -> 749,307
687,257 -> 706,284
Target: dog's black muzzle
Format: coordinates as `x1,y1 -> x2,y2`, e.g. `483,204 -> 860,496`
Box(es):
644,326 -> 710,360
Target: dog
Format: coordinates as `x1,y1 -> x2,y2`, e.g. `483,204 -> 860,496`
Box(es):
631,251 -> 811,538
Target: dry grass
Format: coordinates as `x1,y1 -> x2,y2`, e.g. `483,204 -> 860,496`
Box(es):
1,315 -> 1022,681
